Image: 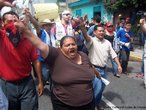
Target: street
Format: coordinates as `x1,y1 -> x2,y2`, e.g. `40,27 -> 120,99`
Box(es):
38,60 -> 146,110
102,61 -> 146,110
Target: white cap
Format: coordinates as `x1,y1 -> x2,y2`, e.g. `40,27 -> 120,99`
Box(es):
62,10 -> 71,15
40,19 -> 55,25
1,6 -> 12,17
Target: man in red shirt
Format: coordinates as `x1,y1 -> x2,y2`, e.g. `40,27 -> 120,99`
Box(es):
0,11 -> 44,110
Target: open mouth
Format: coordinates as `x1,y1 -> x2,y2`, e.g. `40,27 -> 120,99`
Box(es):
70,49 -> 76,54
69,49 -> 77,56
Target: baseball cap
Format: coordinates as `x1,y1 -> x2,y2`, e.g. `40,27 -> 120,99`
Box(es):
1,6 -> 12,17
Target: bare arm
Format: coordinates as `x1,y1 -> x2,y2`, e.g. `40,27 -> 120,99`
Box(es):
24,8 -> 41,34
14,21 -> 49,59
140,19 -> 146,34
0,0 -> 13,8
114,57 -> 122,74
116,14 -> 122,28
32,59 -> 44,96
92,66 -> 101,78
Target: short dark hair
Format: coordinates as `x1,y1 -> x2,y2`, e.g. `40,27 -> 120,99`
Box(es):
92,15 -> 101,23
2,11 -> 19,22
94,24 -> 104,31
60,36 -> 77,48
125,22 -> 131,25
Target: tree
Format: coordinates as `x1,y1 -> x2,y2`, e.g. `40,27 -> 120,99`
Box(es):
102,0 -> 146,12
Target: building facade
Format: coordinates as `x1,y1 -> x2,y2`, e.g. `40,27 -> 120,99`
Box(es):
67,0 -> 113,23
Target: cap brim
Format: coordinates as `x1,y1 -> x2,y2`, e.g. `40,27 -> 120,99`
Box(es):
40,22 -> 54,25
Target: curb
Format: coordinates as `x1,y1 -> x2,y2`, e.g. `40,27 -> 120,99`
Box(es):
129,55 -> 142,62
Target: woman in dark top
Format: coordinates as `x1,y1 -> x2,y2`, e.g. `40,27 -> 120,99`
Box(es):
105,22 -> 120,78
15,20 -> 97,110
105,22 -> 115,46
46,36 -> 95,109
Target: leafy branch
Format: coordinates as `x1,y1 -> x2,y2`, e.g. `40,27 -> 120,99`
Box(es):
101,0 -> 146,12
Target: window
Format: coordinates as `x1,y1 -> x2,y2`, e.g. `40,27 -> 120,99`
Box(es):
93,6 -> 101,17
76,9 -> 81,16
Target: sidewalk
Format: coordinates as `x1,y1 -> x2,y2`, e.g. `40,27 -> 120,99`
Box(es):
130,46 -> 143,62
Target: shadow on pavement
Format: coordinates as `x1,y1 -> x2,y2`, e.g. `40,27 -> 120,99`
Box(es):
103,91 -> 125,104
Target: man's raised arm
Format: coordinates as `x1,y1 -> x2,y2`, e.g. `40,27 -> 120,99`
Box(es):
0,0 -> 13,8
14,21 -> 49,59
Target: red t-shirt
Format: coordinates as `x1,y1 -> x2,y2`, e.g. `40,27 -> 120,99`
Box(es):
0,29 -> 38,81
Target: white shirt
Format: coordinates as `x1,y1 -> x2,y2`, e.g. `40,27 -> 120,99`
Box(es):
85,37 -> 117,67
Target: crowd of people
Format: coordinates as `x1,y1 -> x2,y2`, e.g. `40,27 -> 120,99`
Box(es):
0,0 -> 146,110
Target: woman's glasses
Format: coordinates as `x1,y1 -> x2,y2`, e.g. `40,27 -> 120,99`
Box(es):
63,13 -> 71,16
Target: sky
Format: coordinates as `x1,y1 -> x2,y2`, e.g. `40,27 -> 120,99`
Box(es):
33,0 -> 57,4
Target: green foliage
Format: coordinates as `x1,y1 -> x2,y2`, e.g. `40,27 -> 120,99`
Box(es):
131,24 -> 139,37
100,0 -> 146,12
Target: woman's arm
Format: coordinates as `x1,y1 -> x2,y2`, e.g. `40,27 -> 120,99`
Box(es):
92,66 -> 101,78
24,8 -> 41,35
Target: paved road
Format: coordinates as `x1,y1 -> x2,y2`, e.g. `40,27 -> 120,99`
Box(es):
38,60 -> 146,110
38,86 -> 52,110
101,61 -> 146,110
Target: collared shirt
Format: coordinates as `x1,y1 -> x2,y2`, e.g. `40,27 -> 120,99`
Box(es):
117,29 -> 134,51
0,29 -> 38,81
51,22 -> 74,41
85,37 -> 117,67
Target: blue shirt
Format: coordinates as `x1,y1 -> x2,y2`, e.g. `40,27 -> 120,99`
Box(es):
38,29 -> 51,61
117,29 -> 134,51
87,25 -> 95,37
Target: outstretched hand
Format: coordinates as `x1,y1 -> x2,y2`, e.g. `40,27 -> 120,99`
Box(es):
79,17 -> 86,31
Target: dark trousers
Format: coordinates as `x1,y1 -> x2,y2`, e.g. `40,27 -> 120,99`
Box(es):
119,50 -> 130,72
51,91 -> 95,110
0,76 -> 38,110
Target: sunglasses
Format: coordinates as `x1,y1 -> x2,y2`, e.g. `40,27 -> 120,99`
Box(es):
63,13 -> 71,16
107,25 -> 113,27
